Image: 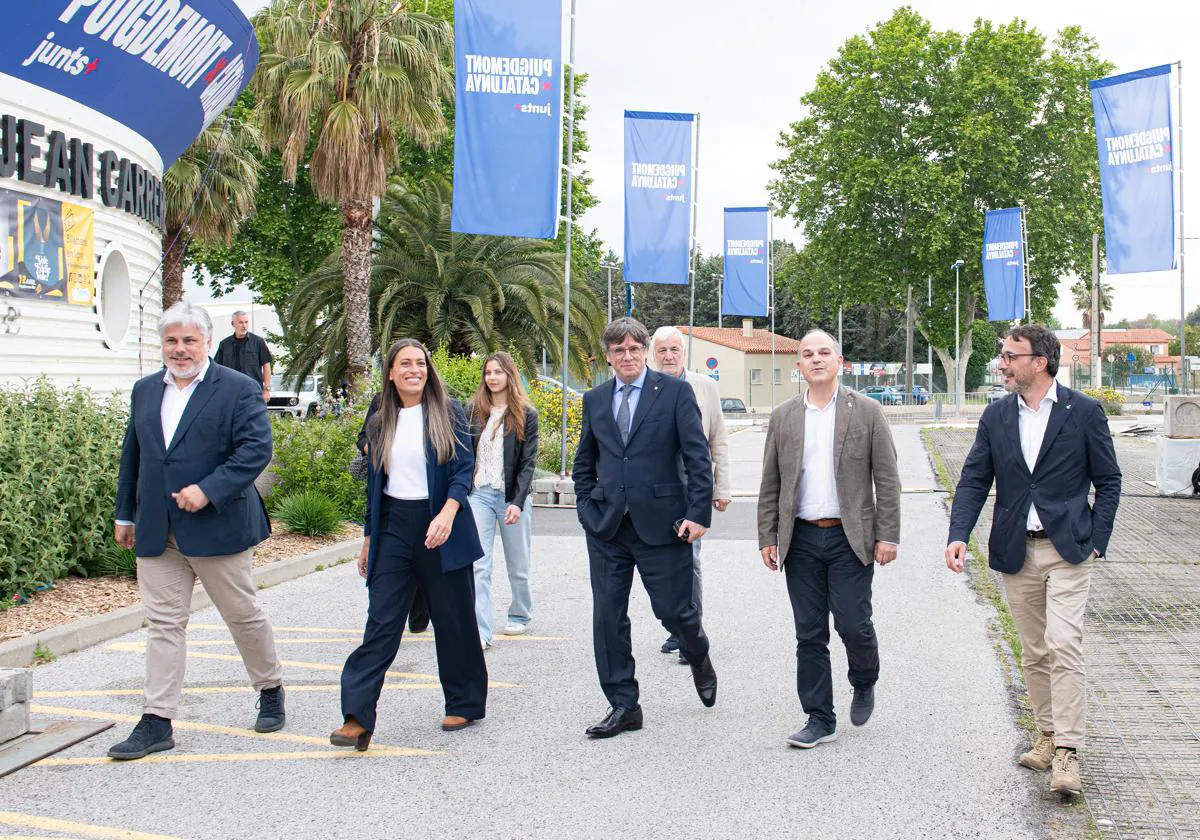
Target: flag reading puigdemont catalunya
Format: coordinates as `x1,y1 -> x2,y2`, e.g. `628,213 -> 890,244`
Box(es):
624,111 -> 694,284
981,207 -> 1025,321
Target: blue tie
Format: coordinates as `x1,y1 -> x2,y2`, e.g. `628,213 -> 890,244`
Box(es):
616,384 -> 632,445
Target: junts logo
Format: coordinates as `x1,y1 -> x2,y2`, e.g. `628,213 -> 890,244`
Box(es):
21,31 -> 98,76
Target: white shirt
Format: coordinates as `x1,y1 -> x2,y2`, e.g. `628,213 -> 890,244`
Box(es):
795,386 -> 841,520
1018,382 -> 1058,530
384,404 -> 430,500
473,406 -> 506,491
162,359 -> 211,449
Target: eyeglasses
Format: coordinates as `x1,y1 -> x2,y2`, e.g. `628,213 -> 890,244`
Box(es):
996,351 -> 1043,363
607,346 -> 646,359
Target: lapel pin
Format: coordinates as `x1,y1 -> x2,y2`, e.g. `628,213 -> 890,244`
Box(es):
1066,404 -> 1072,410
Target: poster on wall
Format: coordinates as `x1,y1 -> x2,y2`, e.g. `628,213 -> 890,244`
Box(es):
0,187 -> 94,305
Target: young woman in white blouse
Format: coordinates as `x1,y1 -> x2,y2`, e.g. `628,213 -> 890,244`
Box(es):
467,351 -> 539,648
332,339 -> 486,750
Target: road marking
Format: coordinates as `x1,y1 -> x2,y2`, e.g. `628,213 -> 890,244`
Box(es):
190,623 -> 566,641
36,683 -> 442,698
102,645 -> 520,687
37,749 -> 430,766
0,811 -> 185,839
179,636 -> 564,647
29,705 -> 440,755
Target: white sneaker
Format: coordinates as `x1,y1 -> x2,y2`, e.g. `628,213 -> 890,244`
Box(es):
503,623 -> 529,636
481,638 -> 492,651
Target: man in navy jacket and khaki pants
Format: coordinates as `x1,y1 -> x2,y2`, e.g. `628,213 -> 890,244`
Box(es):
946,324 -> 1121,795
110,301 -> 284,760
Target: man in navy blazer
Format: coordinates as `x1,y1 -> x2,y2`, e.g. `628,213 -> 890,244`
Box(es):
946,324 -> 1121,796
573,317 -> 717,739
109,302 -> 284,760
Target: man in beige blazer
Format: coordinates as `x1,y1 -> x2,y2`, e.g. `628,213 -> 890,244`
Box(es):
758,329 -> 900,749
651,326 -> 731,657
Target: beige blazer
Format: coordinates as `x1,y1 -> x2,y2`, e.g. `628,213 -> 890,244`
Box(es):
757,387 -> 901,566
683,369 -> 731,500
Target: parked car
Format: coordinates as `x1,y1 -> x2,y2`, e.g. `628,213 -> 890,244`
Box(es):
985,385 -> 1007,403
911,385 -> 930,406
720,397 -> 747,413
862,385 -> 904,406
269,375 -> 324,418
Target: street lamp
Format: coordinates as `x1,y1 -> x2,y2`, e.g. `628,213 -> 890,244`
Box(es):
600,260 -> 620,324
952,259 -> 964,415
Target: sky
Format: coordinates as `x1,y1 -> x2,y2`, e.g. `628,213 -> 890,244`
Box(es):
229,0 -> 1197,330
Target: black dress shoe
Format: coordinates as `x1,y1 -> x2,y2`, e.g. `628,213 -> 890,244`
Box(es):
108,714 -> 175,760
690,655 -> 717,707
254,685 -> 286,733
585,706 -> 643,739
408,586 -> 431,633
850,685 -> 875,727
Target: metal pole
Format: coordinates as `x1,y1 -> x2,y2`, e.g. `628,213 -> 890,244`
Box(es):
837,306 -> 843,349
558,0 -> 577,477
1092,233 -> 1102,388
607,264 -> 612,324
954,262 -> 961,416
687,112 -> 701,365
718,274 -> 722,326
927,276 -> 933,391
769,214 -> 775,409
904,284 -> 913,397
1019,201 -> 1031,323
1177,61 -> 1187,393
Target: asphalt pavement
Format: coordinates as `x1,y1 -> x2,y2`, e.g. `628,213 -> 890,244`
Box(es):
2,426 -> 1049,840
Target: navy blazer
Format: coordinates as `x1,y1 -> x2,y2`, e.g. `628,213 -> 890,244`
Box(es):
948,385 -> 1122,573
572,368 -> 713,546
361,397 -> 483,583
115,363 -> 272,557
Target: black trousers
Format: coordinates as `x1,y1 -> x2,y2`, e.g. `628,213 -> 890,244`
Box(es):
586,514 -> 710,709
783,521 -> 878,728
340,497 -> 487,732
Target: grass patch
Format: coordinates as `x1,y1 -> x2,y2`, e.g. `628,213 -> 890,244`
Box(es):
32,641 -> 56,665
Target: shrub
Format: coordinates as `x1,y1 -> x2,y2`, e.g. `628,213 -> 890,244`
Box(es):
1083,386 -> 1124,416
275,491 -> 343,536
529,380 -> 582,473
431,347 -> 483,402
92,543 -> 137,578
0,379 -> 127,600
270,407 -> 367,521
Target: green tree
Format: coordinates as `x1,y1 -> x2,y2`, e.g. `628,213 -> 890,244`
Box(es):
286,176 -> 603,386
254,0 -> 454,386
1071,277 -> 1114,328
769,9 -> 1112,399
1168,327 -> 1200,356
161,115 -> 260,309
1103,343 -> 1154,387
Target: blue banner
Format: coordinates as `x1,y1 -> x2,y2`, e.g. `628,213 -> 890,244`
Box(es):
1090,65 -> 1176,274
981,207 -> 1025,321
0,0 -> 257,171
624,111 -> 693,285
451,0 -> 562,239
722,207 -> 769,316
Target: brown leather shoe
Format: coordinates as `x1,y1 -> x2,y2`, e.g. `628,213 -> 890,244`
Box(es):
330,719 -> 371,751
441,715 -> 475,731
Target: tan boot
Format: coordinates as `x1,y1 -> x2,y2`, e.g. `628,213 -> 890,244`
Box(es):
1050,748 -> 1082,794
1019,731 -> 1055,770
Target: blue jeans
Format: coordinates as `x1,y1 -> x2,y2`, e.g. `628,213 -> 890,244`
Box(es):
469,486 -> 533,644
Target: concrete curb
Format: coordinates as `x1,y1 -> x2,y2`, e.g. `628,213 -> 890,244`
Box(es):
0,537 -> 364,668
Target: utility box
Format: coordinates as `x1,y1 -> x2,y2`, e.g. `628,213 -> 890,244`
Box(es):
1164,395 -> 1200,439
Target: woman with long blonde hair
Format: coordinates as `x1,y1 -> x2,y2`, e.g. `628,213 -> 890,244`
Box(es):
467,351 -> 539,648
332,339 -> 487,750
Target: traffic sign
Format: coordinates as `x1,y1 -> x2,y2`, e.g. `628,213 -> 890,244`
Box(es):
1126,352 -> 1137,363
790,369 -> 800,383
706,357 -> 718,370
710,371 -> 719,381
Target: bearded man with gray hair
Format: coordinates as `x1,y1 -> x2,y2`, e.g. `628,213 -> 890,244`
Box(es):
650,325 -> 731,658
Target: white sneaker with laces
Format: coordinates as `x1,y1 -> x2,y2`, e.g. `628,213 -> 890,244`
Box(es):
503,623 -> 528,636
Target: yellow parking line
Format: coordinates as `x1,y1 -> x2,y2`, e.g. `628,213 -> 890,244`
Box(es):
29,705 -> 439,755
186,627 -> 565,642
102,645 -> 519,687
0,811 -> 184,840
35,683 -> 442,698
185,637 -> 360,647
38,749 -> 430,766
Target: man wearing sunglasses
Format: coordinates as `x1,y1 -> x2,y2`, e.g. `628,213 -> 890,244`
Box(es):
945,324 -> 1121,795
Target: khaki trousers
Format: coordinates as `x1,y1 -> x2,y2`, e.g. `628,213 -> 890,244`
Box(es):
137,535 -> 282,718
1002,538 -> 1093,748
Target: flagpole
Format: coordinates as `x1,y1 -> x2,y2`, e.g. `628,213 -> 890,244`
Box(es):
558,0 -> 576,476
1177,60 -> 1187,393
687,112 -> 700,366
769,213 -> 776,409
1019,201 -> 1031,323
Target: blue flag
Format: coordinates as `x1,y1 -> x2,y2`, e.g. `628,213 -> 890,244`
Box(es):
624,111 -> 693,284
451,0 -> 562,238
723,207 -> 769,316
981,208 -> 1025,321
1090,65 -> 1176,274
0,0 -> 257,170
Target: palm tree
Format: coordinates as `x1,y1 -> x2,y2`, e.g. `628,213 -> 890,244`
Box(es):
253,0 -> 453,386
161,117 -> 260,309
1070,277 -> 1114,328
286,176 -> 604,386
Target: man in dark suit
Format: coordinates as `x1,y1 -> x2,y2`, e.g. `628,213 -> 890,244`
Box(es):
946,323 -> 1121,796
109,301 -> 284,760
572,317 -> 717,739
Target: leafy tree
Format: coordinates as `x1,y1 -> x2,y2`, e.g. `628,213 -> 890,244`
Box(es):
769,9 -> 1113,399
1168,327 -> 1200,356
161,115 -> 260,308
254,0 -> 454,386
1102,343 -> 1154,387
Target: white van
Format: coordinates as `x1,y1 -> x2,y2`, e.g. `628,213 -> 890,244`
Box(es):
268,374 -> 324,419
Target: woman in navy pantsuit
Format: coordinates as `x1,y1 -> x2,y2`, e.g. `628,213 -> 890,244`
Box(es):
332,339 -> 486,750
